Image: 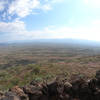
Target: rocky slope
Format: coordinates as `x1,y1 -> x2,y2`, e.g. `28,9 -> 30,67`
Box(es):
1,70 -> 100,100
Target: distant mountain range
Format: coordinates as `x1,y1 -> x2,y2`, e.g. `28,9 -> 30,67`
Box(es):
0,38 -> 100,46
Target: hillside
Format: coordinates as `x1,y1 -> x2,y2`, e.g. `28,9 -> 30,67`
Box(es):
0,70 -> 100,100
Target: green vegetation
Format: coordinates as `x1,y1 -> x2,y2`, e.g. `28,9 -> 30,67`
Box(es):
0,43 -> 100,90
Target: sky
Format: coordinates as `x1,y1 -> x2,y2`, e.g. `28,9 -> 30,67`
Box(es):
0,0 -> 100,42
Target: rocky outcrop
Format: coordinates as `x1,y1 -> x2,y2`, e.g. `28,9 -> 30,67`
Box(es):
1,70 -> 100,100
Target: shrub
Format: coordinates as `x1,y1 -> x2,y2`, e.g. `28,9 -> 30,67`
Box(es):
10,78 -> 20,86
31,65 -> 40,75
34,77 -> 43,82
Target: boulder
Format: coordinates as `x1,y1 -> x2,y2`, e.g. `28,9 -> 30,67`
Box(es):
96,70 -> 100,80
0,91 -> 4,99
1,92 -> 20,100
23,85 -> 42,100
64,81 -> 72,94
10,86 -> 28,100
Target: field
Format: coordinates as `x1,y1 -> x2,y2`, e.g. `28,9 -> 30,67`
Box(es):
0,41 -> 100,90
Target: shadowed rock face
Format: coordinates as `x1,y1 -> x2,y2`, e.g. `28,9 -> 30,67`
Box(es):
1,70 -> 100,100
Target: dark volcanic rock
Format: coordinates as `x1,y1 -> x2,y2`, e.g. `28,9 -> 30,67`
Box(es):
23,85 -> 43,100
1,92 -> 20,100
2,70 -> 100,100
96,70 -> 100,80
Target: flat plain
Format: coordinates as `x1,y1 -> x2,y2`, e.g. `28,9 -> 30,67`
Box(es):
0,41 -> 100,90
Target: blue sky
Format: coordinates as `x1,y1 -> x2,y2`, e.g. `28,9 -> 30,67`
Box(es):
0,0 -> 100,42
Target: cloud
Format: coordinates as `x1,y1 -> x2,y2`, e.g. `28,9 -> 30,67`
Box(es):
0,0 -> 66,42
84,0 -> 100,8
0,0 -> 65,20
92,20 -> 100,26
0,21 -> 25,33
0,20 -> 100,42
0,0 -> 7,11
8,0 -> 40,18
34,26 -> 100,41
0,0 -> 100,42
0,20 -> 25,42
41,4 -> 52,11
51,0 -> 65,3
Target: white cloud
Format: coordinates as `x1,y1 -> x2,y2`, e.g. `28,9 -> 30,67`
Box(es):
84,0 -> 100,8
35,26 -> 100,41
0,0 -> 64,19
0,20 -> 26,42
0,3 -> 4,11
0,20 -> 25,33
51,0 -> 64,3
0,20 -> 100,42
41,4 -> 52,11
0,0 -> 7,11
92,20 -> 100,26
8,0 -> 40,18
0,0 -> 65,21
